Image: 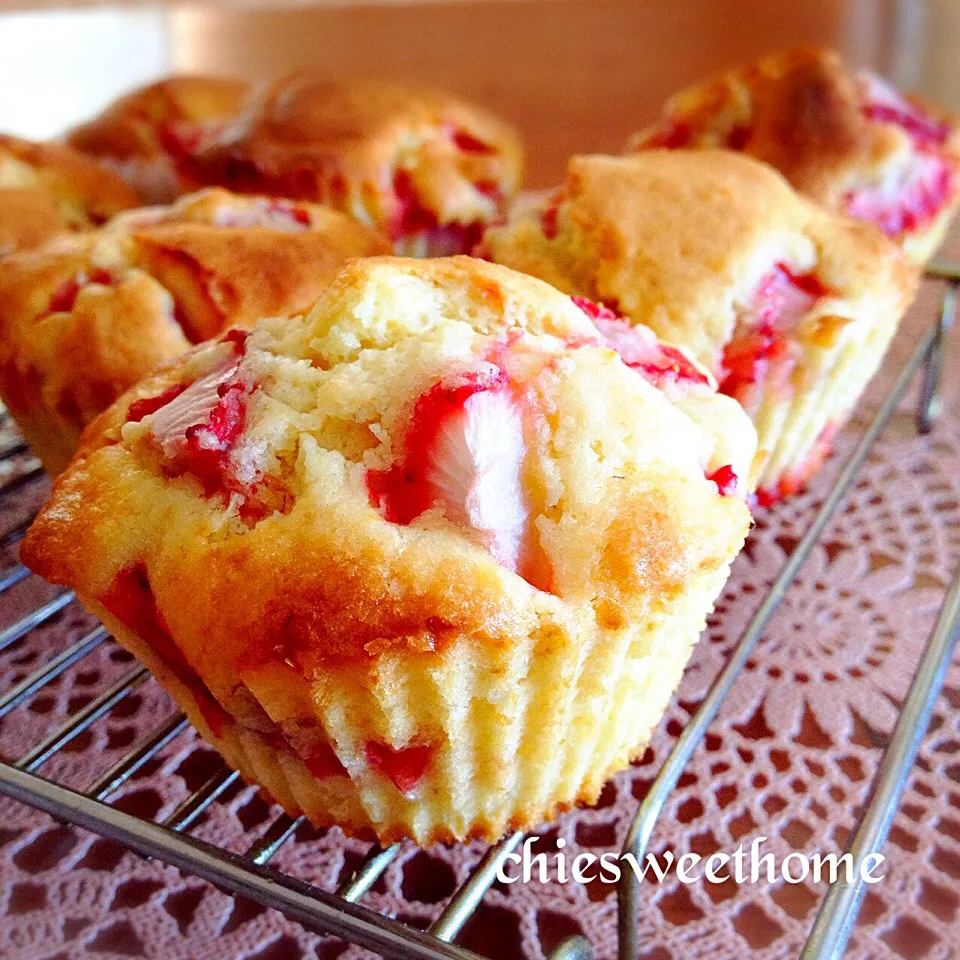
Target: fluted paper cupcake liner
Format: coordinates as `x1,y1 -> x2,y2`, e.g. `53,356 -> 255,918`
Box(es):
88,562 -> 733,845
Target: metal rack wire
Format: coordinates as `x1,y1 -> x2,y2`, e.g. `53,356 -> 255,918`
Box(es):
1,271 -> 959,960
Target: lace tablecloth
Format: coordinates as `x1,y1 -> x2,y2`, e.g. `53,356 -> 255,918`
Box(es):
2,243 -> 960,960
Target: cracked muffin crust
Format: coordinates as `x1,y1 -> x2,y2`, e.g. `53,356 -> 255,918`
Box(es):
628,46 -> 960,264
185,74 -> 523,257
67,75 -> 250,204
22,256 -> 756,844
0,188 -> 388,474
483,151 -> 919,505
0,134 -> 138,255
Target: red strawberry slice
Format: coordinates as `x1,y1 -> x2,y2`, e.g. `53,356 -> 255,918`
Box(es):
144,354 -> 251,497
127,384 -> 187,424
861,74 -> 951,148
450,127 -> 495,154
391,169 -> 438,242
365,740 -> 436,795
47,268 -> 113,314
719,264 -> 826,399
303,739 -> 347,779
571,297 -> 709,389
213,198 -> 312,231
157,118 -> 210,158
844,150 -> 953,238
640,118 -> 693,149
851,74 -> 955,235
367,366 -> 528,571
706,464 -> 739,497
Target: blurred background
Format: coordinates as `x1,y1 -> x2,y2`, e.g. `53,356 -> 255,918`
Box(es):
2,0 -> 960,186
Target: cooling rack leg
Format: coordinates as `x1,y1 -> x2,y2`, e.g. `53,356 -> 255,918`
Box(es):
616,320 -> 941,960
244,814 -> 304,866
925,260 -> 960,282
799,572 -> 960,960
429,832 -> 524,942
917,281 -> 957,433
547,936 -> 594,960
336,844 -> 402,902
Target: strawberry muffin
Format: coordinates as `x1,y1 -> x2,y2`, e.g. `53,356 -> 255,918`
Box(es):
22,257 -> 756,844
484,151 -> 918,506
67,75 -> 249,204
628,47 -> 960,264
0,134 -> 138,255
186,74 -> 523,256
0,188 -> 387,474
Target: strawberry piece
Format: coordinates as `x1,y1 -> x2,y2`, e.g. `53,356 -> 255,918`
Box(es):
127,384 -> 187,424
47,268 -> 113,314
147,358 -> 251,496
214,199 -> 312,231
221,328 -> 250,355
365,740 -> 436,795
861,75 -> 951,148
391,169 -> 438,241
753,486 -> 781,510
182,383 -> 247,493
641,118 -> 693,149
451,128 -> 494,154
726,124 -> 752,150
414,223 -> 487,257
719,323 -> 788,397
541,204 -> 560,239
474,180 -> 502,205
851,75 -> 956,235
863,103 -> 950,147
268,199 -> 311,227
845,151 -> 953,238
572,297 -> 709,388
706,464 -> 739,497
367,366 -> 528,571
571,296 -> 619,324
719,264 -> 826,399
102,565 -> 229,736
157,118 -> 210,158
304,739 -> 347,779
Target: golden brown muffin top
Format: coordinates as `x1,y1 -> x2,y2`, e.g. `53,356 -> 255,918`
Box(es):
484,151 -> 919,369
22,256 -> 755,683
0,188 -> 389,439
628,46 -> 960,259
187,74 -> 524,243
0,189 -> 67,256
0,134 -> 138,252
67,75 -> 249,164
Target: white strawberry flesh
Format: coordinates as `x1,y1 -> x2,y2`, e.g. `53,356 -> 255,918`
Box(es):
367,365 -> 528,571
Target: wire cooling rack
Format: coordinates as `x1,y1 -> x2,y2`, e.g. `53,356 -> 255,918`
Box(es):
1,269 -> 960,960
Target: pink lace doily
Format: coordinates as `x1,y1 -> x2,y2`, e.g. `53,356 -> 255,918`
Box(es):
2,241 -> 960,960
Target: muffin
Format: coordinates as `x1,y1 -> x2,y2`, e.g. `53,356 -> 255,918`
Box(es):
67,75 -> 250,204
22,256 -> 756,844
483,151 -> 918,506
628,47 -> 960,264
0,188 -> 388,474
186,74 -> 523,256
0,134 -> 138,255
